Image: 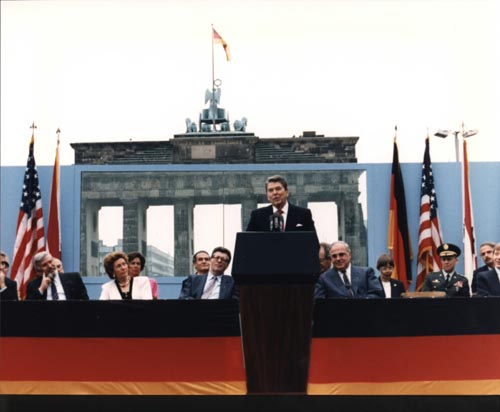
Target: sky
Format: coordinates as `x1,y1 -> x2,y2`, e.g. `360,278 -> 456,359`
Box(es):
1,0 -> 498,270
1,0 -> 499,168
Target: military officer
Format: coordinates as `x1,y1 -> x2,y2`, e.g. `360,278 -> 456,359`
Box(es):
422,243 -> 470,297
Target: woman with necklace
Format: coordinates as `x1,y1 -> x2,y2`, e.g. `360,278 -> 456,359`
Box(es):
99,252 -> 153,300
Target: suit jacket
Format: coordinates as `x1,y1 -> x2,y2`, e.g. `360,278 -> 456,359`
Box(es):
472,264 -> 492,294
26,272 -> 89,300
99,276 -> 153,300
178,274 -> 238,300
246,203 -> 317,234
476,269 -> 500,297
0,277 -> 18,300
378,277 -> 406,298
422,271 -> 470,297
315,266 -> 383,299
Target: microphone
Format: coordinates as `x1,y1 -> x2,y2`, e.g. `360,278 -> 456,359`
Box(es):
269,212 -> 284,232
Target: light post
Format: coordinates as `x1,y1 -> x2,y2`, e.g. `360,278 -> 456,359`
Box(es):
434,123 -> 478,162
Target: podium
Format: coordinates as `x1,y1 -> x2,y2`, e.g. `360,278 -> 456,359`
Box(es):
232,231 -> 320,394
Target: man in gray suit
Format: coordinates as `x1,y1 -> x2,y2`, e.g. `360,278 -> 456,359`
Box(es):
315,241 -> 382,299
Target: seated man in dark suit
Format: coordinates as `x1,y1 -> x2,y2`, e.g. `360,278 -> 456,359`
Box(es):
476,242 -> 500,297
179,246 -> 238,300
471,242 -> 496,295
26,251 -> 89,300
0,251 -> 18,300
246,175 -> 317,236
376,253 -> 406,298
422,243 -> 470,297
315,241 -> 382,299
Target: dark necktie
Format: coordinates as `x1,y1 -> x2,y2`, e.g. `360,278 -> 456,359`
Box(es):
445,273 -> 450,286
340,270 -> 354,297
50,280 -> 59,301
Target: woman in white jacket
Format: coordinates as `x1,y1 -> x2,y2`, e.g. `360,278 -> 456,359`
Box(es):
99,251 -> 153,300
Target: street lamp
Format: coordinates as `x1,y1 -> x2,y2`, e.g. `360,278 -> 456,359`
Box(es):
434,124 -> 478,162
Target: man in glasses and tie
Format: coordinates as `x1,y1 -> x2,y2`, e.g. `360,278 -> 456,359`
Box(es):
422,243 -> 470,297
0,251 -> 18,300
179,247 -> 238,300
314,241 -> 382,299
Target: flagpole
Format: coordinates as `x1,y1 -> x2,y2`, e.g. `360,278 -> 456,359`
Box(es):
211,24 -> 216,131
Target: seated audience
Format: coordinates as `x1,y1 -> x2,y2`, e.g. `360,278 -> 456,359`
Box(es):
376,253 -> 406,298
179,246 -> 237,300
315,241 -> 382,299
476,242 -> 500,297
128,251 -> 159,299
192,250 -> 210,275
26,251 -> 89,300
100,251 -> 152,300
0,251 -> 18,300
422,243 -> 470,297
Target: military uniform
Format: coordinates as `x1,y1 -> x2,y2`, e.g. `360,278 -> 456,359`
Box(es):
422,270 -> 470,297
422,242 -> 470,297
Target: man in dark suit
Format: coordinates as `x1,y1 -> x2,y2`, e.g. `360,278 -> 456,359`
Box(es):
471,242 -> 496,295
245,175 -> 317,235
476,242 -> 500,297
0,251 -> 18,300
315,241 -> 382,299
26,251 -> 89,300
376,253 -> 406,298
179,246 -> 237,300
422,243 -> 470,297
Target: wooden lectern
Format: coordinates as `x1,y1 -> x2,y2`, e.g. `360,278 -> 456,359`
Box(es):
232,231 -> 320,394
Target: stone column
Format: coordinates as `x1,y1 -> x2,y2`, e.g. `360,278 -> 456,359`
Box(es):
80,200 -> 101,277
174,200 -> 194,276
122,199 -> 147,255
241,198 -> 258,231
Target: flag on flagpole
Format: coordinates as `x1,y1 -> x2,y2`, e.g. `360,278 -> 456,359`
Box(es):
213,28 -> 231,61
416,137 -> 443,291
10,127 -> 46,299
462,138 -> 477,283
387,135 -> 412,290
47,129 -> 61,260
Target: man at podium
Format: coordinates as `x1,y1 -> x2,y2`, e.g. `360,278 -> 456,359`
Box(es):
246,175 -> 317,236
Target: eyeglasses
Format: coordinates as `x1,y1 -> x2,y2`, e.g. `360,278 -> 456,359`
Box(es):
0,261 -> 9,268
197,257 -> 210,262
212,255 -> 229,263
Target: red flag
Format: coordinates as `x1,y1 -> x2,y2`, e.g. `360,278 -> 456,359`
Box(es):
213,28 -> 231,61
462,139 -> 477,282
9,128 -> 46,299
416,137 -> 443,291
47,130 -> 61,260
387,137 -> 413,290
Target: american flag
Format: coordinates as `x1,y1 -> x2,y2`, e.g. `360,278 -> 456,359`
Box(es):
9,130 -> 46,299
416,137 -> 443,291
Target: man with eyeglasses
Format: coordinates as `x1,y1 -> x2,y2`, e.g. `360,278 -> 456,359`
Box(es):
179,246 -> 238,300
319,242 -> 332,274
0,251 -> 18,300
192,250 -> 210,275
476,242 -> 500,297
422,243 -> 470,297
314,241 -> 382,299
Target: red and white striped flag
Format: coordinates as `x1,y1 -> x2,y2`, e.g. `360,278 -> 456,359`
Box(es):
416,137 -> 443,291
213,28 -> 231,61
10,127 -> 46,299
462,139 -> 477,282
47,129 -> 61,260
